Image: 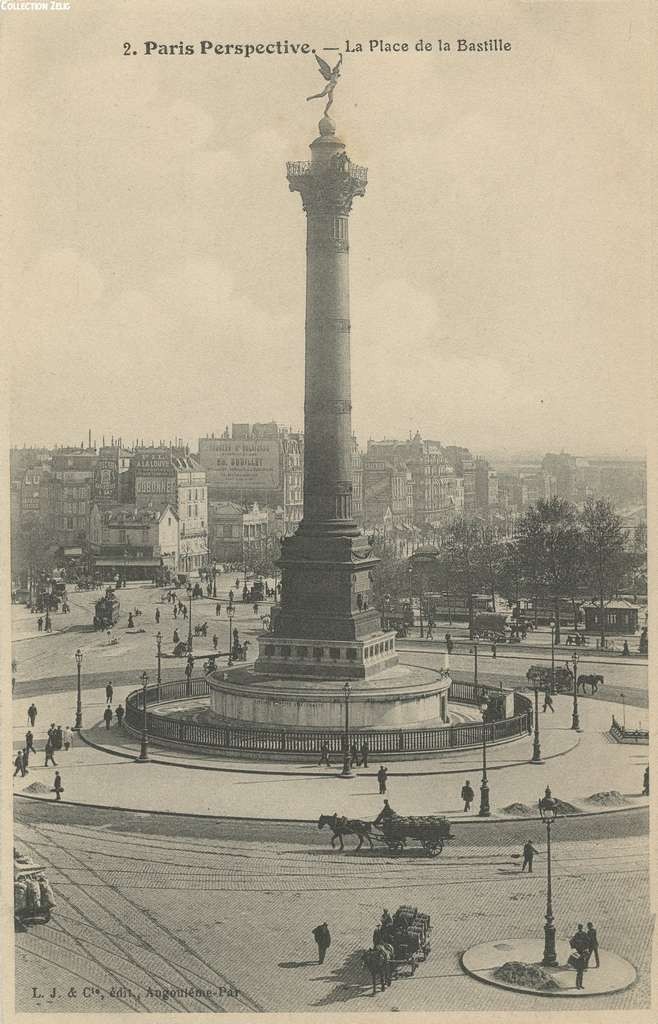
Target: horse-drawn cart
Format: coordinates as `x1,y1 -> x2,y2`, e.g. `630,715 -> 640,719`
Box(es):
364,906 -> 432,993
375,813 -> 454,856
14,849 -> 55,930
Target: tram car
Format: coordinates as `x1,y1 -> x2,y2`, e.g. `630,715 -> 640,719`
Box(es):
93,587 -> 121,630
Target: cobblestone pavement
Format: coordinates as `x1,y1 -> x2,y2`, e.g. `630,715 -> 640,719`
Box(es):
14,802 -> 652,1013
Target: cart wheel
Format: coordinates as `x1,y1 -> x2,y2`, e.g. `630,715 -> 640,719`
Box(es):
43,910 -> 51,924
411,963 -> 418,975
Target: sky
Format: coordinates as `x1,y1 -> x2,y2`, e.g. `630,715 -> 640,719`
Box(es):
4,0 -> 652,457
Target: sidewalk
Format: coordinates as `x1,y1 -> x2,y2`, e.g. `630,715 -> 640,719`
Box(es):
12,682 -> 649,823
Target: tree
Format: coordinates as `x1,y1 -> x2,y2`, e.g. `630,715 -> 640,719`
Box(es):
580,498 -> 627,647
515,498 -> 582,644
475,523 -> 506,613
442,519 -> 484,637
11,516 -> 54,588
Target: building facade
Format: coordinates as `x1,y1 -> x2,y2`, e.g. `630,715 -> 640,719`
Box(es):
89,503 -> 179,580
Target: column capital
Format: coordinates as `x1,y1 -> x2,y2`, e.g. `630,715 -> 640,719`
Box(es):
287,156 -> 367,215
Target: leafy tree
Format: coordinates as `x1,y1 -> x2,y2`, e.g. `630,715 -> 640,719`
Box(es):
442,519 -> 485,637
515,498 -> 582,643
580,498 -> 627,646
475,523 -> 506,612
11,516 -> 54,586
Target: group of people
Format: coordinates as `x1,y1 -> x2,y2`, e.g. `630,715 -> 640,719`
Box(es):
569,922 -> 600,988
102,681 -> 124,729
13,705 -> 71,803
317,742 -> 373,771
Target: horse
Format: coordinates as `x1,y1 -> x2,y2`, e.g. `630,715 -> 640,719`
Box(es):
362,943 -> 394,994
578,673 -> 604,694
318,813 -> 374,851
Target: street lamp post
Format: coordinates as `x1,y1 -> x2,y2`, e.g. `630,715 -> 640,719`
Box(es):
73,648 -> 83,731
539,786 -> 559,966
478,696 -> 491,817
137,670 -> 150,762
212,563 -> 217,599
473,640 -> 479,688
620,692 -> 626,730
549,619 -> 556,693
187,583 -> 193,654
227,603 -> 234,667
531,684 -> 543,763
571,651 -> 581,732
340,681 -> 353,778
155,631 -> 162,694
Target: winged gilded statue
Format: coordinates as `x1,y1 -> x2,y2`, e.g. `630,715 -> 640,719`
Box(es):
306,53 -> 343,115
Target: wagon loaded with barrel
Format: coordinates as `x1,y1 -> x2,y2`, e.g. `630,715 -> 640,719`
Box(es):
375,812 -> 454,856
363,905 -> 432,993
13,848 -> 56,930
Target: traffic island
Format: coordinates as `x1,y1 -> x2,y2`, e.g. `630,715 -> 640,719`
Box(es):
461,939 -> 636,997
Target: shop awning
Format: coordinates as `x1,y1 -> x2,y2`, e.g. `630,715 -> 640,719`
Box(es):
94,558 -> 161,567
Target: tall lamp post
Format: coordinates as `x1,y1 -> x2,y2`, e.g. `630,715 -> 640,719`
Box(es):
187,583 -> 193,654
620,691 -> 626,730
137,670 -> 150,762
73,648 -> 83,731
539,786 -> 559,966
473,640 -> 479,689
212,562 -> 217,599
227,602 -> 234,667
340,681 -> 353,778
478,696 -> 491,817
571,651 -> 581,732
531,684 -> 543,763
549,618 -> 556,693
155,631 -> 162,692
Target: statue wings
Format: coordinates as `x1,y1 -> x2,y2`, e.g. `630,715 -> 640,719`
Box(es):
314,53 -> 342,80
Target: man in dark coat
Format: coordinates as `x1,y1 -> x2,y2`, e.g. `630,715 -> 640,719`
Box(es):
586,922 -> 599,967
13,751 -> 25,777
543,690 -> 555,713
44,738 -> 57,767
350,742 -> 360,768
106,681 -> 114,705
360,740 -> 369,768
377,766 -> 388,794
54,726 -> 63,750
318,743 -> 331,767
28,704 -> 37,727
643,766 -> 649,795
25,731 -> 36,756
115,703 -> 124,727
521,839 -> 540,872
374,800 -> 396,827
312,923 -> 331,964
461,780 -> 475,812
103,706 -> 113,730
53,771 -> 64,801
155,608 -> 160,624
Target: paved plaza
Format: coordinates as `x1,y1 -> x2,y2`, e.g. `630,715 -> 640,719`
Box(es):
11,577 -> 653,1012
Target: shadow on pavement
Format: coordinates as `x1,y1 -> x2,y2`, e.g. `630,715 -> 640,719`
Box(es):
310,950 -> 374,1005
278,960 -> 317,968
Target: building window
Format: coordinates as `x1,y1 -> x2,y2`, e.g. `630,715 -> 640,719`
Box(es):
609,613 -> 617,624
264,644 -> 274,657
346,649 -> 357,661
313,646 -> 324,661
296,646 -> 308,659
329,648 -> 340,661
280,645 -> 291,659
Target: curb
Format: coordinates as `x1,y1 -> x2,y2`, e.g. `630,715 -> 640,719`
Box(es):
459,944 -> 637,998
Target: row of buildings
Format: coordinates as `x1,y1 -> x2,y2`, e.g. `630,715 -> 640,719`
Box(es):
11,430 -> 645,579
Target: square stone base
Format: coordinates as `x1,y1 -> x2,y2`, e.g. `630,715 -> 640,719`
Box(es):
254,630 -> 398,680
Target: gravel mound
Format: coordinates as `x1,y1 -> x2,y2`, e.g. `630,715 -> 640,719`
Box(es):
493,961 -> 559,991
500,802 -> 535,816
22,781 -> 50,794
552,798 -> 579,815
583,790 -> 630,807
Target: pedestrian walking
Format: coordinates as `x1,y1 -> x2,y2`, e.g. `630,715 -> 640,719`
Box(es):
235,578 -> 240,589
491,641 -> 497,659
642,765 -> 649,795
114,703 -> 124,727
37,616 -> 43,632
173,629 -> 180,645
543,690 -> 555,713
318,743 -> 331,767
47,723 -> 56,746
521,839 -> 540,872
127,612 -> 134,628
212,633 -> 218,651
105,682 -> 114,705
360,740 -> 369,768
216,602 -> 221,617
13,750 -> 26,778
569,925 -> 590,989
21,748 -> 30,773
622,640 -> 630,657
28,704 -> 37,727
445,633 -> 454,655
44,739 -> 57,767
426,622 -> 434,640
103,706 -> 113,730
312,923 -> 331,964
173,604 -> 178,618
461,779 -> 475,812
54,725 -> 63,751
155,608 -> 160,624
63,726 -> 72,751
586,922 -> 599,968
25,731 -> 36,756
377,765 -> 388,795
350,742 -> 360,768
53,771 -> 64,801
